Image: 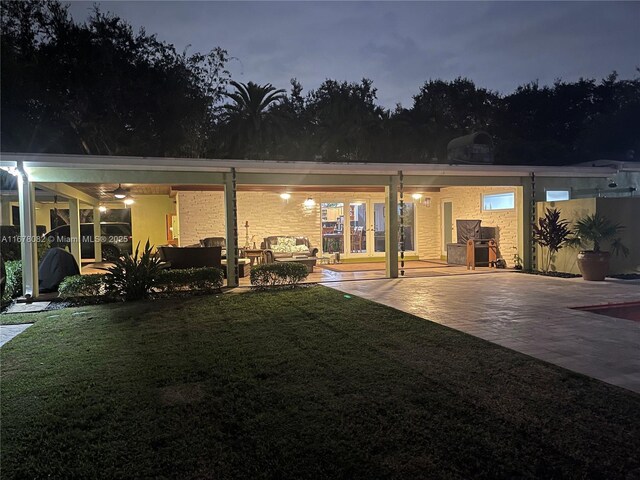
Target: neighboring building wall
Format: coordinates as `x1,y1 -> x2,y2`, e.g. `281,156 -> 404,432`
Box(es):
439,186 -> 522,263
130,195 -> 175,251
598,198 -> 640,274
536,197 -> 640,274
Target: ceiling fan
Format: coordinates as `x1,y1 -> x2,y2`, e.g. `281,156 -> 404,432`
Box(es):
109,183 -> 130,199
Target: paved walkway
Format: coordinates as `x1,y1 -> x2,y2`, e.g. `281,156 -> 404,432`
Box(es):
0,324 -> 32,348
326,273 -> 640,393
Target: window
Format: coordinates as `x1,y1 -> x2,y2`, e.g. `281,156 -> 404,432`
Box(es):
546,190 -> 570,202
482,192 -> 514,211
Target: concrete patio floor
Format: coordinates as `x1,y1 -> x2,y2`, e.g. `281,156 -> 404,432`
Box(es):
326,273 -> 640,393
0,324 -> 32,348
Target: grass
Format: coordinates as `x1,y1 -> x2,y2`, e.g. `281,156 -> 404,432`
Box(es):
1,286 -> 639,479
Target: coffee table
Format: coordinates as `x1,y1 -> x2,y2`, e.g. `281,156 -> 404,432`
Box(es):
274,257 -> 317,273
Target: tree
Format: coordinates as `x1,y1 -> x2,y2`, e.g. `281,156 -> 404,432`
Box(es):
409,78 -> 499,162
0,1 -> 230,157
304,79 -> 386,161
219,81 -> 285,158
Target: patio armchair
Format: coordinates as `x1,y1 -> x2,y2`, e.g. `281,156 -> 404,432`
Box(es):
261,236 -> 318,264
200,237 -> 227,258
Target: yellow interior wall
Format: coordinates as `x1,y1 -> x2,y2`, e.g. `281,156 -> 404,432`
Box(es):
35,203 -> 52,232
130,195 -> 175,251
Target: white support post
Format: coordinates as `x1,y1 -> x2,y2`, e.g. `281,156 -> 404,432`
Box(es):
224,170 -> 239,287
17,172 -> 39,298
385,176 -> 399,278
93,206 -> 102,262
68,197 -> 82,269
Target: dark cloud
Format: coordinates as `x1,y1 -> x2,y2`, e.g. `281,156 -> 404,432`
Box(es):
67,1 -> 640,108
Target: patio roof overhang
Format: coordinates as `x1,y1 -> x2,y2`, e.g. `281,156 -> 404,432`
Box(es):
0,152 -> 630,297
0,152 -> 620,187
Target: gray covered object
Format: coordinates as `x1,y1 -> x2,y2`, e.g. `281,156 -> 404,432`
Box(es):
38,247 -> 80,293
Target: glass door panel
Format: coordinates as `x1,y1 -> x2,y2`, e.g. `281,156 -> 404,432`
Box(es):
349,202 -> 367,254
373,203 -> 386,253
401,202 -> 415,252
321,202 -> 344,254
372,201 -> 416,254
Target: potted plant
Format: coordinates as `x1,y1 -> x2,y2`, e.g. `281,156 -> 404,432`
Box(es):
567,213 -> 629,281
512,247 -> 523,270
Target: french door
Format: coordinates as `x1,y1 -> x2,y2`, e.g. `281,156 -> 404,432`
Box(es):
321,198 -> 416,258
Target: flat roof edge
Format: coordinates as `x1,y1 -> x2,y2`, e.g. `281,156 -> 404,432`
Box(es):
0,152 -> 620,178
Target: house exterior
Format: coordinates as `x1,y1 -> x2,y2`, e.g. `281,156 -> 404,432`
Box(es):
1,152 -> 638,297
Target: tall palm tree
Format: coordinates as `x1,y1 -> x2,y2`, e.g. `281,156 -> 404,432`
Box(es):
223,81 -> 285,158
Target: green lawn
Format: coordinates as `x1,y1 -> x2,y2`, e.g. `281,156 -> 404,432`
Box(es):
1,286 -> 639,479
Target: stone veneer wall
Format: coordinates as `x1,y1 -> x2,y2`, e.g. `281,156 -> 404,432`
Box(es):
176,191 -> 322,248
176,187 -> 522,262
415,195 -> 441,259
439,186 -> 522,261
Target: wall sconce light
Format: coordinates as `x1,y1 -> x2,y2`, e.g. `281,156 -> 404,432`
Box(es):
280,192 -> 291,200
303,197 -> 316,207
411,193 -> 423,200
98,205 -> 108,213
123,196 -> 134,206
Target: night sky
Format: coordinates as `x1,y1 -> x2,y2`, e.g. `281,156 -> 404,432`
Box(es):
67,1 -> 640,108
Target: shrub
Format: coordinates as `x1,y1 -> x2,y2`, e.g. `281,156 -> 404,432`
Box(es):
2,260 -> 22,303
532,207 -> 572,272
58,274 -> 105,298
104,240 -> 162,301
156,267 -> 224,293
250,262 -> 309,288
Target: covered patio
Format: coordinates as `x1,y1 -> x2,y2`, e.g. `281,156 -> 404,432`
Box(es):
0,153 -> 625,298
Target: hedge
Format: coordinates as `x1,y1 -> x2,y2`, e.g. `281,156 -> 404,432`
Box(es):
57,267 -> 224,299
250,262 -> 309,288
155,267 -> 224,293
2,260 -> 22,303
58,274 -> 105,298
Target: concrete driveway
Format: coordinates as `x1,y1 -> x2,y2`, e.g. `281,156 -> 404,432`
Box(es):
326,273 -> 640,393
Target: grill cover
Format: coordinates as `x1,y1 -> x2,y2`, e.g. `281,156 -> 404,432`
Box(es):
38,248 -> 80,293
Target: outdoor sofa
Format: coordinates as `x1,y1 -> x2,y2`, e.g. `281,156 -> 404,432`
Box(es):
261,236 -> 318,264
